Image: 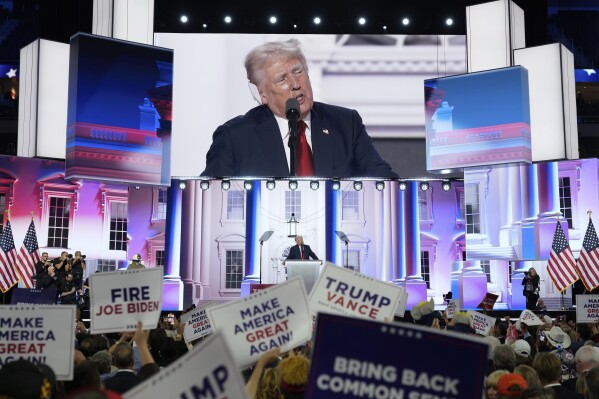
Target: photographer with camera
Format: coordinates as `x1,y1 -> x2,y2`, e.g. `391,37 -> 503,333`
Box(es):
522,268 -> 540,310
34,252 -> 53,289
71,251 -> 86,289
53,251 -> 70,284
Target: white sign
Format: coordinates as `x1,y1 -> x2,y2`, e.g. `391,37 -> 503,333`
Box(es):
180,302 -> 217,343
309,263 -> 403,321
0,305 -> 76,380
576,295 -> 599,323
394,291 -> 409,318
90,268 -> 163,334
207,277 -> 311,368
519,309 -> 544,326
125,332 -> 248,399
446,300 -> 458,319
467,310 -> 495,336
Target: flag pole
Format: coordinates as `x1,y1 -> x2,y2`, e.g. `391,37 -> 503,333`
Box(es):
557,213 -> 566,311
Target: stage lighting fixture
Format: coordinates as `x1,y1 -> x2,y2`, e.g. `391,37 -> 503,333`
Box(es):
331,179 -> 341,191
224,16 -> 232,24
353,181 -> 363,191
358,17 -> 366,25
133,186 -> 140,190
313,17 -> 321,25
269,16 -> 277,24
266,180 -> 276,190
383,25 -> 387,30
180,15 -> 188,23
402,17 -> 410,26
178,181 -> 187,190
199,180 -> 210,190
293,24 -> 298,29
221,180 -> 231,190
310,181 -> 319,190
202,23 -> 207,28
375,181 -> 385,191
420,181 -> 429,191
399,181 -> 407,191
442,181 -> 451,191
244,180 -> 253,190
289,180 -> 298,190
445,18 -> 453,26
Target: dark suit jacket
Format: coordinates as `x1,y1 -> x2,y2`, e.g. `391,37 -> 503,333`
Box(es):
104,370 -> 140,394
286,245 -> 318,260
201,102 -> 397,178
548,384 -> 584,399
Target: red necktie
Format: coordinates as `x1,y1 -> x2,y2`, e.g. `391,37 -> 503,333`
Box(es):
297,120 -> 314,176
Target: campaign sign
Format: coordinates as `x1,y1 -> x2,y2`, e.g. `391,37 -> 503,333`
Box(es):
467,310 -> 495,336
125,332 -> 248,399
10,288 -> 57,305
576,295 -> 599,323
90,268 -> 163,334
478,292 -> 499,311
207,277 -> 311,369
0,305 -> 75,380
309,263 -> 403,321
519,309 -> 544,326
307,313 -> 489,398
180,302 -> 217,343
446,300 -> 458,319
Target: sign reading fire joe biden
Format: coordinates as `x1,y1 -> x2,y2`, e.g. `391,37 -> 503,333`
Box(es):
207,277 -> 311,368
307,313 -> 489,398
90,268 -> 163,334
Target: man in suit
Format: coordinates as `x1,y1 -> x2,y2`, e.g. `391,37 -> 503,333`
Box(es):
104,342 -> 140,394
286,236 -> 318,261
201,38 -> 397,179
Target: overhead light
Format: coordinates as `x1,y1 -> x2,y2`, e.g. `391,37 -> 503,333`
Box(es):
310,181 -> 320,190
313,17 -> 321,25
375,181 -> 385,191
442,181 -> 451,191
244,180 -> 253,190
293,24 -> 298,29
358,17 -> 366,25
420,181 -> 430,191
133,186 -> 140,190
445,17 -> 453,26
353,181 -> 363,191
202,23 -> 207,28
199,180 -> 210,190
224,16 -> 232,24
180,15 -> 188,23
221,180 -> 231,190
289,180 -> 298,191
269,16 -> 277,24
178,181 -> 187,190
402,17 -> 410,26
382,25 -> 387,30
331,179 -> 341,191
266,179 -> 276,190
399,181 -> 407,191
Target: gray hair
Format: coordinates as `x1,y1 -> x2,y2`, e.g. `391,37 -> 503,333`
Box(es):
576,345 -> 599,364
244,38 -> 308,86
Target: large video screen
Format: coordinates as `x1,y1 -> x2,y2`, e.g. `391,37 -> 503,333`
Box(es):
424,66 -> 531,172
66,33 -> 173,186
153,33 -> 467,179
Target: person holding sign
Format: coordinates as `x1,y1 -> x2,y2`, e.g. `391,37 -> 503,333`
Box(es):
286,236 -> 318,261
522,268 -> 540,310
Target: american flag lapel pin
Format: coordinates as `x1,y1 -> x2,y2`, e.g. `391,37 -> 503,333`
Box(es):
322,128 -> 329,135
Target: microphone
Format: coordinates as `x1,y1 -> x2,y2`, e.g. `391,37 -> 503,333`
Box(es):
285,98 -> 300,124
285,98 -> 300,176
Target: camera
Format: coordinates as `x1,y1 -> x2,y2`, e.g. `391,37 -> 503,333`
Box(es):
524,271 -> 529,276
81,255 -> 86,259
67,254 -> 73,259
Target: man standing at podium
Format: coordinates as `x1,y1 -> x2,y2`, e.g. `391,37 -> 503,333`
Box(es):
286,236 -> 318,260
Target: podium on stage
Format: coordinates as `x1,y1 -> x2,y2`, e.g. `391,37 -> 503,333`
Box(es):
284,260 -> 323,295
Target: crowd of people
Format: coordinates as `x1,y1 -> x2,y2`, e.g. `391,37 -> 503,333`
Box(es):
34,251 -> 88,308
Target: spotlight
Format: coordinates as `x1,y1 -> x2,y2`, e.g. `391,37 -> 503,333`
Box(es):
221,180 -> 231,190
399,181 -> 407,191
224,16 -> 232,24
331,179 -> 341,191
310,181 -> 319,190
445,18 -> 453,26
383,25 -> 387,30
313,17 -> 321,25
289,180 -> 298,190
420,181 -> 429,191
269,16 -> 277,24
180,15 -> 188,23
202,23 -> 207,28
244,180 -> 253,190
358,17 -> 366,25
266,180 -> 276,190
402,17 -> 410,26
178,181 -> 187,190
199,180 -> 210,190
293,24 -> 298,29
353,181 -> 363,191
133,186 -> 140,190
375,181 -> 385,191
442,181 -> 451,191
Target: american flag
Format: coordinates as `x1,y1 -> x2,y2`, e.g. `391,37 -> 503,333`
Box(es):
547,220 -> 579,292
576,217 -> 599,291
15,220 -> 41,288
0,220 -> 18,292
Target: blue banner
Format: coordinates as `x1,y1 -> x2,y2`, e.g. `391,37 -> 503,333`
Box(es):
10,288 -> 57,305
307,313 -> 489,398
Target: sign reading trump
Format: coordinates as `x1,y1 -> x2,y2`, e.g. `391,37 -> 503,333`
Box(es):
307,313 -> 489,398
207,277 -> 311,368
125,333 -> 248,399
0,305 -> 76,380
90,267 -> 163,334
309,263 -> 403,321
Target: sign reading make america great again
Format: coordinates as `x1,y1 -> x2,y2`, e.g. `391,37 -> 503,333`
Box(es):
125,332 -> 248,399
309,263 -> 404,321
0,305 -> 76,380
207,277 -> 311,369
90,267 -> 163,334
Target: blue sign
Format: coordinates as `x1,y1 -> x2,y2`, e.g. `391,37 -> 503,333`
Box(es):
10,288 -> 57,305
307,313 -> 489,398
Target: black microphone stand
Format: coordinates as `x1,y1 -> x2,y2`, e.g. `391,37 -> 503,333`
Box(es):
288,120 -> 298,176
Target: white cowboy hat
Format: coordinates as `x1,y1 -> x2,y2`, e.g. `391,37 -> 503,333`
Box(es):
546,326 -> 571,349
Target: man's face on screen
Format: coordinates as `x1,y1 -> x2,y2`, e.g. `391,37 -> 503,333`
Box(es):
259,56 -> 313,120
